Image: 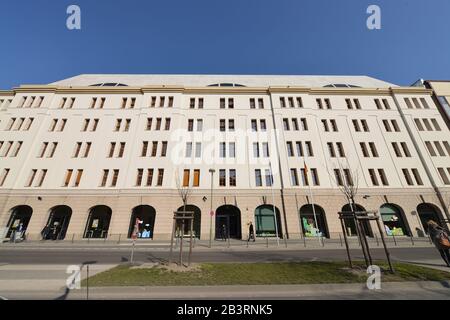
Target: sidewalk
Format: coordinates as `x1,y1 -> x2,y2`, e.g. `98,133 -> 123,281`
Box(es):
0,237 -> 434,251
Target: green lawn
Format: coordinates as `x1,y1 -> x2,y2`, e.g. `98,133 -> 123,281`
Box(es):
82,261 -> 450,287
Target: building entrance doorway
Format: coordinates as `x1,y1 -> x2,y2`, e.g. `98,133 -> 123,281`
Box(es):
43,206 -> 72,240
215,205 -> 241,239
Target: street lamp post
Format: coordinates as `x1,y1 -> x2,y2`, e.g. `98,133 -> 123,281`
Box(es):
209,169 -> 215,248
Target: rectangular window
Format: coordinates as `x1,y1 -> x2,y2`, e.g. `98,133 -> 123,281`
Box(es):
39,142 -> 49,158
383,120 -> 391,132
402,169 -> 414,186
361,120 -> 369,132
378,169 -> 389,186
150,97 -> 156,108
251,119 -> 258,132
280,97 -> 286,108
118,142 -> 125,158
438,168 -> 450,185
183,169 -> 190,187
229,169 -> 236,187
220,142 -> 226,158
74,142 -> 82,158
392,120 -> 400,132
115,119 -> 122,132
260,119 -> 267,131
196,119 -> 203,132
291,169 -> 299,186
195,142 -> 202,158
316,99 -> 323,109
287,142 -> 294,157
229,142 -> 235,158
193,169 -> 200,187
305,141 -> 313,156
369,142 -> 379,157
100,170 -> 109,187
188,119 -> 194,132
401,142 -> 411,157
292,118 -> 299,131
168,97 -> 174,108
327,142 -> 336,158
411,168 -> 423,185
412,98 -> 421,109
361,143 -> 369,157
258,98 -> 264,109
336,142 -> 345,157
354,99 -> 361,109
159,97 -> 165,107
404,98 -> 413,109
136,169 -> 144,186
141,141 -> 148,157
334,169 -> 343,186
322,120 -> 329,132
111,169 -> 119,187
265,169 -> 273,187
262,142 -> 270,157
343,169 -> 353,186
0,168 -> 10,187
228,98 -> 234,109
368,169 -> 379,186
146,169 -> 154,186
330,120 -> 338,132
155,118 -> 162,130
375,99 -> 382,110
229,119 -> 235,131
26,169 -> 37,187
296,142 -> 303,157
220,119 -> 226,132
49,142 -> 58,158
253,143 -> 260,158
198,98 -> 204,109
255,169 -> 262,187
352,120 -> 360,132
63,169 -> 73,187
151,142 -> 158,157
283,118 -> 290,131
219,169 -> 226,186
74,169 -> 83,187
288,97 -> 294,108
11,141 -> 23,157
300,169 -> 309,186
325,99 -> 332,109
185,142 -> 192,157
161,141 -> 168,157
250,98 -> 256,109
220,98 -> 226,109
392,142 -> 402,157
124,119 -> 131,132
420,98 -> 430,109
311,169 -> 320,186
190,98 -> 195,109
431,119 -> 441,131
382,99 -> 390,110
99,97 -> 105,109
297,97 -> 303,108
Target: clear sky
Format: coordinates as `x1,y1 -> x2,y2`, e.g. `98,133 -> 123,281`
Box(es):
1,0 -> 449,89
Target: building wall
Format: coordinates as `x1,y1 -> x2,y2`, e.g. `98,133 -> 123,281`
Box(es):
0,76 -> 449,241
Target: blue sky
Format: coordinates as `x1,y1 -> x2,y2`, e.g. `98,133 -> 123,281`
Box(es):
0,0 -> 449,89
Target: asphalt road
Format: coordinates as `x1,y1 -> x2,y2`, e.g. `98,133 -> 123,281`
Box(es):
0,246 -> 445,266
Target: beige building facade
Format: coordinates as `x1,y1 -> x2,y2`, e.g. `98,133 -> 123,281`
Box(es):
0,74 -> 449,241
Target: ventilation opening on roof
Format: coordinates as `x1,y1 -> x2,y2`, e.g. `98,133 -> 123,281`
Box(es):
323,84 -> 361,88
207,83 -> 246,87
89,83 -> 129,87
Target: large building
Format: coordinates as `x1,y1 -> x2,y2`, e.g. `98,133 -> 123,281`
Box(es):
0,74 -> 449,242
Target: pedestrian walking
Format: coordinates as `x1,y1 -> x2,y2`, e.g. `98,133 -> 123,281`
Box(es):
247,222 -> 255,242
427,220 -> 450,267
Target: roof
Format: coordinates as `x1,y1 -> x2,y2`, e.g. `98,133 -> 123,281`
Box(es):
51,74 -> 397,88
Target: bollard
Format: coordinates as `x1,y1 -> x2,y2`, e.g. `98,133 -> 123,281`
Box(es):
410,236 -> 414,246
227,236 -> 230,248
86,265 -> 89,300
339,233 -> 343,247
375,234 -> 379,247
266,237 -> 269,248
392,234 -> 397,246
117,234 -> 121,245
71,233 -> 75,244
303,236 -> 306,248
284,236 -> 288,248
321,236 -> 325,247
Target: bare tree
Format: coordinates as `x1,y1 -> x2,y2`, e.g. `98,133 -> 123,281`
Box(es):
175,168 -> 192,212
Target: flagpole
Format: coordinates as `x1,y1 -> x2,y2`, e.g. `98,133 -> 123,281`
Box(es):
269,161 -> 280,246
304,159 -> 321,245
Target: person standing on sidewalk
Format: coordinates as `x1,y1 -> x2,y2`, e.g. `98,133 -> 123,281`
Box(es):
247,222 -> 255,242
427,220 -> 450,267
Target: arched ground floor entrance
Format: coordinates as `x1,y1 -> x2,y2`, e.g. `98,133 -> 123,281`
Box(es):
43,205 -> 72,240
341,204 -> 373,237
176,205 -> 201,239
128,205 -> 156,239
380,204 -> 411,236
6,205 -> 33,239
417,203 -> 445,234
254,205 -> 283,238
299,204 -> 329,238
215,205 -> 241,239
84,205 -> 112,239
